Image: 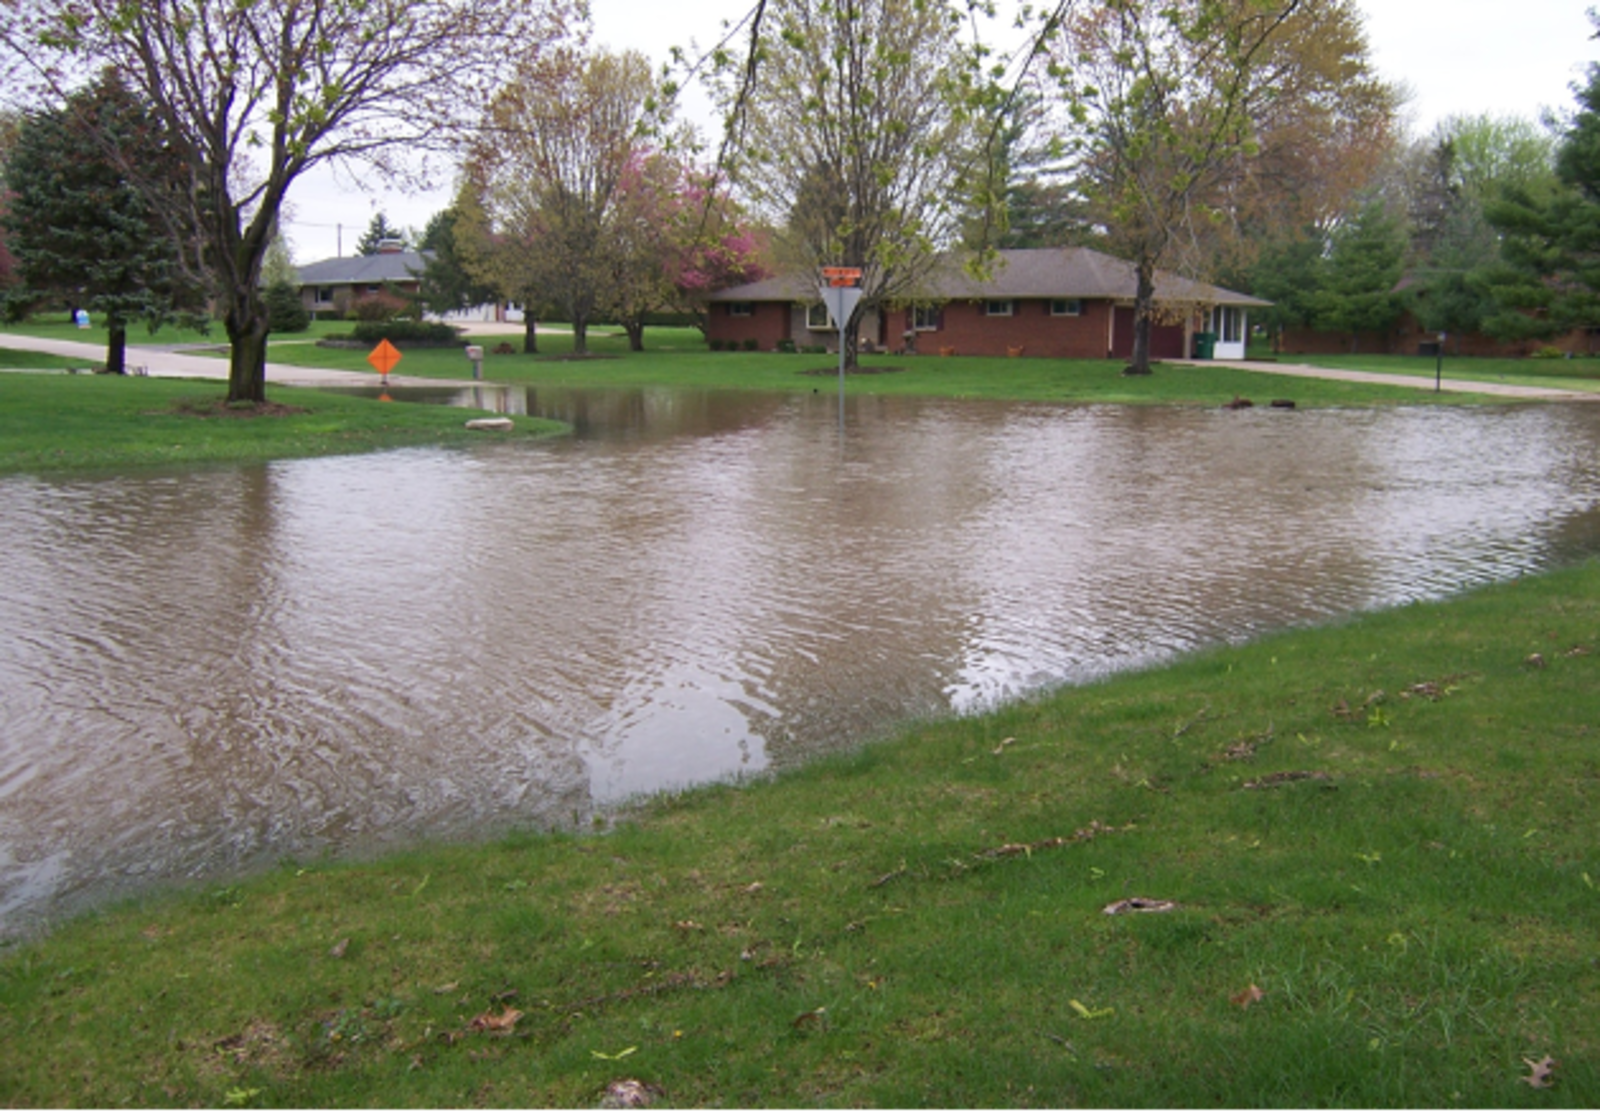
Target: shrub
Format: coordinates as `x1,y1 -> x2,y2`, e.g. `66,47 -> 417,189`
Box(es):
742,338 -> 759,351
776,338 -> 797,353
350,291 -> 408,322
264,279 -> 310,334
350,319 -> 461,346
709,338 -> 725,351
1530,345 -> 1567,359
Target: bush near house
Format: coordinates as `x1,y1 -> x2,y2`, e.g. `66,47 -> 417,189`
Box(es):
349,319 -> 461,347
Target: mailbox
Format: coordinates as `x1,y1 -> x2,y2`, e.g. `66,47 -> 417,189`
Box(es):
464,345 -> 484,360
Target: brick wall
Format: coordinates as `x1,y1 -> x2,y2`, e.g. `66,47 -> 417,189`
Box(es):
705,300 -> 792,351
886,299 -> 1118,358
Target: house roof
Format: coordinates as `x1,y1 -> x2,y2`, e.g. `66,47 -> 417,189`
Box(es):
705,247 -> 1270,307
296,250 -> 432,286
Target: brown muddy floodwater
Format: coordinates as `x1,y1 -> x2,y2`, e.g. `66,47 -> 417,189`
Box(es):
3,389 -> 1600,935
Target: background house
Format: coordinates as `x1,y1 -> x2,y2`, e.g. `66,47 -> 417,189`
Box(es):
704,247 -> 1268,359
294,239 -> 428,317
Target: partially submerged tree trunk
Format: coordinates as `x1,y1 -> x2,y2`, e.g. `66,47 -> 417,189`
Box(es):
1124,257 -> 1157,375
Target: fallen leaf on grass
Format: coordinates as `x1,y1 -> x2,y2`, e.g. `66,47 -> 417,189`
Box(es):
1522,1055 -> 1557,1089
1230,984 -> 1265,1009
673,920 -> 703,932
1068,999 -> 1114,1020
467,1006 -> 523,1033
792,1007 -> 827,1029
591,1046 -> 638,1061
992,736 -> 1015,755
1525,653 -> 1547,669
327,938 -> 349,959
1102,897 -> 1177,915
1242,770 -> 1332,790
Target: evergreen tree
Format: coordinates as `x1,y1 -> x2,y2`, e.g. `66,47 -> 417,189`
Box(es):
1480,68 -> 1600,340
416,201 -> 496,314
356,212 -> 405,255
0,72 -> 199,372
1248,230 -> 1328,346
1313,202 -> 1407,352
264,278 -> 309,333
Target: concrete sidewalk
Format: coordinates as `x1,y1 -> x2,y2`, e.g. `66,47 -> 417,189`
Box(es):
0,333 -> 471,389
1170,357 -> 1600,401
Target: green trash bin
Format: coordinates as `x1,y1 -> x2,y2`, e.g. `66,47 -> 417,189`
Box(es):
1194,331 -> 1217,359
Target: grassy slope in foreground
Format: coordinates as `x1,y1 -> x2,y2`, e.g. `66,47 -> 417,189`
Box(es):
1,564 -> 1596,1106
0,374 -> 564,475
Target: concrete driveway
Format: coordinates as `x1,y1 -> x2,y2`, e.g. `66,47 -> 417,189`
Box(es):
1171,357 -> 1600,401
0,333 -> 471,389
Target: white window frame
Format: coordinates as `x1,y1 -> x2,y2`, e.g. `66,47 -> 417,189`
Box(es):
1211,305 -> 1243,344
984,299 -> 1014,317
728,301 -> 753,318
806,302 -> 832,330
1050,298 -> 1083,317
912,306 -> 941,331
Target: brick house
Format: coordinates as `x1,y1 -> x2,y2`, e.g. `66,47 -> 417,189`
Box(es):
294,239 -> 428,317
703,247 -> 1268,360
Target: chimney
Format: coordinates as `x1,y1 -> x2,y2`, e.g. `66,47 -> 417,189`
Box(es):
377,238 -> 405,254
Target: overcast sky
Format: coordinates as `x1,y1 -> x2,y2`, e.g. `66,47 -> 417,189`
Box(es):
282,0 -> 1599,263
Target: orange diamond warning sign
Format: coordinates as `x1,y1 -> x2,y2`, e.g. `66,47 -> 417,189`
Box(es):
367,339 -> 402,376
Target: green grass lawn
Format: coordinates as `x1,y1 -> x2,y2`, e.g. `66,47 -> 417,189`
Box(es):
0,373 -> 565,475
1,562 -> 1595,1107
0,347 -> 94,372
1248,340 -> 1600,393
249,325 -> 1490,408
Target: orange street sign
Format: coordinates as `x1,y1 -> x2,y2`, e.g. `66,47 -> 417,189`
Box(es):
367,339 -> 402,376
821,266 -> 862,279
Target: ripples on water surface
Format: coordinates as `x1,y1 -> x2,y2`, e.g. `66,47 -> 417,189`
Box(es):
3,390 -> 1600,933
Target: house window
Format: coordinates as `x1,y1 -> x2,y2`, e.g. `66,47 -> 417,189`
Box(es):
1050,298 -> 1083,317
1211,306 -> 1243,344
806,302 -> 832,330
728,302 -> 753,317
316,287 -> 334,303
984,299 -> 1014,317
366,285 -> 382,294
912,306 -> 941,331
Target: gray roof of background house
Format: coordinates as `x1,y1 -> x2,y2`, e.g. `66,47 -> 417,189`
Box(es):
296,250 -> 432,285
706,247 -> 1269,307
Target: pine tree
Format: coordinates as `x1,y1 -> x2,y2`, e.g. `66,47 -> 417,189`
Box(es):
356,212 -> 405,255
1,72 -> 199,373
1314,202 -> 1407,352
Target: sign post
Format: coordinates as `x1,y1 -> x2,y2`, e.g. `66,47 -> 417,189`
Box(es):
367,338 -> 402,389
819,268 -> 863,423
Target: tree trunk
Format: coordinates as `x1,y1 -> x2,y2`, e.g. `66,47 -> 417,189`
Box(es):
624,320 -> 644,351
572,316 -> 588,356
105,317 -> 128,375
1124,258 -> 1157,375
225,291 -> 270,404
523,314 -> 538,354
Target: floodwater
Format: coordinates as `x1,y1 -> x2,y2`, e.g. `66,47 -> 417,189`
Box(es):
3,388 -> 1600,936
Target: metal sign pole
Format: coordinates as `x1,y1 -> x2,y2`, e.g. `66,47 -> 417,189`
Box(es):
819,274 -> 864,432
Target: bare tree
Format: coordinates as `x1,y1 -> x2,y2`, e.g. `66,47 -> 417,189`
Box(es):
3,0 -> 568,402
1036,0 -> 1393,373
464,44 -> 657,356
707,0 -> 983,368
